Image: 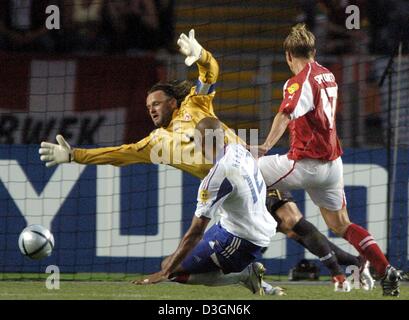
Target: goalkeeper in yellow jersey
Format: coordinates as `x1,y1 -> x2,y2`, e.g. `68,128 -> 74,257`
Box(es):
39,29 -> 241,179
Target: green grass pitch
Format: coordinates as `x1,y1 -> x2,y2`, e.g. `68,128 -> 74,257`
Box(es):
0,274 -> 407,300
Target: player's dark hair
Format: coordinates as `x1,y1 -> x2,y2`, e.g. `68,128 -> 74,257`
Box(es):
148,80 -> 193,107
283,23 -> 316,59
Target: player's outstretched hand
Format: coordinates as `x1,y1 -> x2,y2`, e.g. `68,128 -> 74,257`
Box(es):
39,134 -> 72,167
131,271 -> 168,285
177,29 -> 203,66
247,144 -> 269,159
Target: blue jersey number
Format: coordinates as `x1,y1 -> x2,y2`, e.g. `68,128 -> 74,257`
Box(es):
244,156 -> 265,203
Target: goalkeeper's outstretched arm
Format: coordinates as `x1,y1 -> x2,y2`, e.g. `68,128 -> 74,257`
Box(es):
177,29 -> 219,93
39,30 -> 220,168
196,49 -> 219,91
39,134 -> 153,167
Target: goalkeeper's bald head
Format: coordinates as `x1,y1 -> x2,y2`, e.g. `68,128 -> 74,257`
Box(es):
195,117 -> 225,163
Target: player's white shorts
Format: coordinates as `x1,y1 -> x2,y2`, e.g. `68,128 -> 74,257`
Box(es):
257,154 -> 346,211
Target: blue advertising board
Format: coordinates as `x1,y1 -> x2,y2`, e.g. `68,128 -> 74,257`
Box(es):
0,146 -> 408,275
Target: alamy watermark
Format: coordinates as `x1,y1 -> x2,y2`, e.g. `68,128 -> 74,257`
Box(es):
45,5 -> 61,30
45,265 -> 60,290
346,265 -> 361,289
345,5 -> 360,30
43,5 -> 360,32
149,127 -> 260,165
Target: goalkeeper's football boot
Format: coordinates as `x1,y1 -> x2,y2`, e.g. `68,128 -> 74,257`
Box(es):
380,265 -> 402,297
243,262 -> 266,295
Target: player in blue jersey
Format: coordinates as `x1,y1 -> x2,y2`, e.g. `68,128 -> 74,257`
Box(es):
133,117 -> 282,295
132,117 -> 374,295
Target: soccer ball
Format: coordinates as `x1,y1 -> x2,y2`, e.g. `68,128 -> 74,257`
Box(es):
18,225 -> 55,260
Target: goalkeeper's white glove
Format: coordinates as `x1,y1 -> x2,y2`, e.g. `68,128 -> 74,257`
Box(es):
177,29 -> 203,67
39,134 -> 73,167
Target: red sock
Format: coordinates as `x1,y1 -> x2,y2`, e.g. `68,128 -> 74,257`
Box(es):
343,223 -> 389,277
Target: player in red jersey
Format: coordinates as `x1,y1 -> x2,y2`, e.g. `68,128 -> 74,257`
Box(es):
254,24 -> 401,296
